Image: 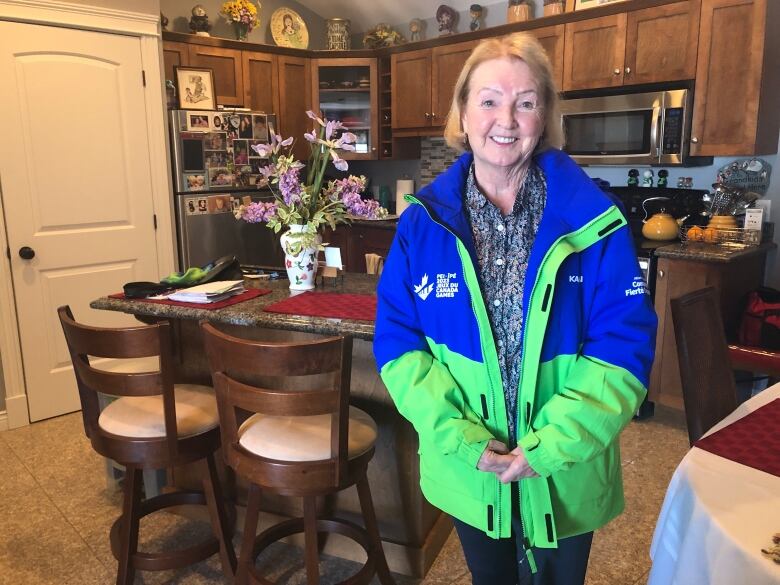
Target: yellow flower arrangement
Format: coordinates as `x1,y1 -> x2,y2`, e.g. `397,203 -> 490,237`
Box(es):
220,0 -> 259,32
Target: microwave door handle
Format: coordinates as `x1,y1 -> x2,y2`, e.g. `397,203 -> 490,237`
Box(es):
650,105 -> 663,162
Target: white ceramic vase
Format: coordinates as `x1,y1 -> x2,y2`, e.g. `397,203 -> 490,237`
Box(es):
280,224 -> 319,291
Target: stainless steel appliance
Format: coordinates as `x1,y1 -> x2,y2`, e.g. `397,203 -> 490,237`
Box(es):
168,109 -> 285,270
561,89 -> 711,166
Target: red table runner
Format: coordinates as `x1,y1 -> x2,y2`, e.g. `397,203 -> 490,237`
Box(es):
695,398 -> 780,478
263,292 -> 377,321
109,288 -> 271,310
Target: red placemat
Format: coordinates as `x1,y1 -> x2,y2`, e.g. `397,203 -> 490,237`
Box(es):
109,288 -> 271,310
695,398 -> 780,478
263,292 -> 377,321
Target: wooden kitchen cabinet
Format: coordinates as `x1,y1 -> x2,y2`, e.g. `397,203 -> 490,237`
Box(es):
187,45 -> 244,106
648,247 -> 771,410
391,41 -> 476,133
312,58 -> 379,159
690,0 -> 780,156
276,54 -> 312,161
242,50 -> 278,115
529,25 -> 565,90
563,1 -> 699,91
322,223 -> 396,273
162,41 -> 189,84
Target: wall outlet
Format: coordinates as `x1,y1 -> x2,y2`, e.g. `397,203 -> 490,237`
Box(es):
755,199 -> 771,222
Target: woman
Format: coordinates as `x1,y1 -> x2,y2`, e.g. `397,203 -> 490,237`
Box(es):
374,34 -> 656,585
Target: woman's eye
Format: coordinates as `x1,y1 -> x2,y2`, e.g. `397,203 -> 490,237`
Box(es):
480,99 -> 494,108
519,101 -> 536,111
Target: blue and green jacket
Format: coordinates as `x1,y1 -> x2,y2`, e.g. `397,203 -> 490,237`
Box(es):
373,149 -> 657,549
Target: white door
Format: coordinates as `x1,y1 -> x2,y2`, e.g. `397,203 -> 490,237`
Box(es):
0,22 -> 160,422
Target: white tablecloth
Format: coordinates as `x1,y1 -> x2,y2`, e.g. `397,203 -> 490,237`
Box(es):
648,384 -> 780,585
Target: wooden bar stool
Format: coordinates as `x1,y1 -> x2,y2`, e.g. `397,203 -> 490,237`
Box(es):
57,306 -> 237,585
201,323 -> 394,585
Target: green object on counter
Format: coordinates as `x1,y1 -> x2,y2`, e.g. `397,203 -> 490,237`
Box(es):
161,266 -> 209,286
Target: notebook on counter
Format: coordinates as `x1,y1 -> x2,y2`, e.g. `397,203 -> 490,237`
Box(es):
166,280 -> 245,304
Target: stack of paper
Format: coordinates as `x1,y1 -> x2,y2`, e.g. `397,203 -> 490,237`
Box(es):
167,280 -> 245,304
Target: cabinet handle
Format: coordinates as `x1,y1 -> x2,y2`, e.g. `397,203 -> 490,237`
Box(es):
624,66 -> 631,75
424,112 -> 431,119
691,137 -> 699,144
613,67 -> 621,75
658,270 -> 665,279
431,112 -> 436,119
371,147 -> 377,152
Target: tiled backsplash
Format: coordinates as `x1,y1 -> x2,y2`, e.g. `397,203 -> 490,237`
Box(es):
420,138 -> 461,187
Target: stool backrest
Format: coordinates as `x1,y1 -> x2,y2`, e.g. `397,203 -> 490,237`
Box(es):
670,288 -> 738,445
57,305 -> 179,459
201,322 -> 352,488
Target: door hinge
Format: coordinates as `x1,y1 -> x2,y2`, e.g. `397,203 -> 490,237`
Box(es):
142,70 -> 146,87
153,214 -> 157,229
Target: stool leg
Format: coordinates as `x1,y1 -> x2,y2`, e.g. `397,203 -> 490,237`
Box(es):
237,483 -> 262,585
202,453 -> 238,581
302,496 -> 320,585
356,476 -> 395,585
116,466 -> 142,585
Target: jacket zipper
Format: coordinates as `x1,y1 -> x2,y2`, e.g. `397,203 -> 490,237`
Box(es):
407,197 -> 506,537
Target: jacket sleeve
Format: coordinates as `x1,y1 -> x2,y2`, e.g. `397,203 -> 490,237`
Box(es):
519,223 -> 657,477
374,213 -> 494,468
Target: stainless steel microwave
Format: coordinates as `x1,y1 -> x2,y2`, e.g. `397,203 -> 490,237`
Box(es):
560,89 -> 705,166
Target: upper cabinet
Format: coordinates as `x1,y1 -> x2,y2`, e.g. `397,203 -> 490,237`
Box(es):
691,0 -> 780,156
276,55 -> 312,161
242,51 -> 278,115
186,45 -> 244,106
563,1 -> 699,91
162,41 -> 189,84
528,25 -> 565,90
312,58 -> 379,159
392,41 -> 476,133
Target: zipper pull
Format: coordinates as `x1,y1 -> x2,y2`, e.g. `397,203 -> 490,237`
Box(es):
526,547 -> 537,573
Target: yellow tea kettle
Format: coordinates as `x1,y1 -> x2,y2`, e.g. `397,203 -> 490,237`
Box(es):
642,197 -> 686,241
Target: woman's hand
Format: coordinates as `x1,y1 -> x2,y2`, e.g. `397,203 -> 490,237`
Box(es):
476,439 -> 512,473
498,446 -> 539,483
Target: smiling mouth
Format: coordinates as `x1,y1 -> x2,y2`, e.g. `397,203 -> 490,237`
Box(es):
491,136 -> 517,144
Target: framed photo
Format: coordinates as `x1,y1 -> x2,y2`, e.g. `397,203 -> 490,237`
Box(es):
187,113 -> 210,131
175,66 -> 216,110
570,0 -> 629,10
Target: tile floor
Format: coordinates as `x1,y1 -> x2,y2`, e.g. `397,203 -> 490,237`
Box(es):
0,406 -> 689,585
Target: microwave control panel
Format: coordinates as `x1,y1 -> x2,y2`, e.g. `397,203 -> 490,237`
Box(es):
662,108 -> 683,154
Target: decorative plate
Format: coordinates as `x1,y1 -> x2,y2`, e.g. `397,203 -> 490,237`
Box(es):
270,8 -> 309,49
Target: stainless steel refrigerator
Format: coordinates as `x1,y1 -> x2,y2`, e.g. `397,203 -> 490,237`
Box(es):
169,109 -> 284,270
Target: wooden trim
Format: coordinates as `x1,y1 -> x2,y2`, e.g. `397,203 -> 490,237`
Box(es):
0,411 -> 7,432
0,0 -> 159,36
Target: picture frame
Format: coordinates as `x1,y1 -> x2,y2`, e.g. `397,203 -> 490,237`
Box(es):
175,66 -> 216,110
570,0 -> 629,10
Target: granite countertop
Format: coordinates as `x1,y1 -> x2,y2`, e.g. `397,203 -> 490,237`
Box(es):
654,241 -> 776,263
90,273 -> 379,340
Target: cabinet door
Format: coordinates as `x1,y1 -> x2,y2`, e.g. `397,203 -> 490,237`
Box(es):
162,41 -> 189,84
392,49 -> 432,129
277,54 -> 312,161
242,51 -> 278,115
431,41 -> 477,128
322,225 -> 351,270
529,25 -> 565,90
625,0 -> 700,86
563,14 -> 627,91
691,0 -> 770,155
187,45 -> 244,106
351,226 -> 395,273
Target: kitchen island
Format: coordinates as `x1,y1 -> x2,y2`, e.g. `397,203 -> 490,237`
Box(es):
91,274 -> 449,577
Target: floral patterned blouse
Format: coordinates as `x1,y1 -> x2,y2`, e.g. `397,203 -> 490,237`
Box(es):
465,163 -> 547,445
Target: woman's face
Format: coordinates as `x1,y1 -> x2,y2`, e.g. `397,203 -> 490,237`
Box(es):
461,57 -> 544,178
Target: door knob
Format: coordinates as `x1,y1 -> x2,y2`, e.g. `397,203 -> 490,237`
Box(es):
624,66 -> 631,74
691,137 -> 699,143
613,68 -> 621,75
18,246 -> 35,260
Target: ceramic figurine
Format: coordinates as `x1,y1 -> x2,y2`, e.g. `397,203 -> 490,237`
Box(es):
409,18 -> 423,42
160,12 -> 169,31
436,5 -> 457,36
189,4 -> 211,36
657,169 -> 669,188
470,4 -> 484,31
627,168 -> 639,187
641,169 -> 654,188
507,0 -> 532,23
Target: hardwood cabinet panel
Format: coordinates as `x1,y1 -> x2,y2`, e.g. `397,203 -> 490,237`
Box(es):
431,41 -> 477,127
242,51 -> 278,115
391,49 -> 432,129
351,226 -> 395,273
625,0 -> 699,85
691,0 -> 780,156
187,45 -> 244,106
277,55 -> 312,161
162,41 -> 189,84
529,25 -> 565,90
563,14 -> 627,91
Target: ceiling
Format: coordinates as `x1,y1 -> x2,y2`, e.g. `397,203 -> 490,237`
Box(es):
297,0 -> 482,32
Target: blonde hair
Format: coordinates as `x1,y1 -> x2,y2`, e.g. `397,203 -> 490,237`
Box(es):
443,33 -> 563,154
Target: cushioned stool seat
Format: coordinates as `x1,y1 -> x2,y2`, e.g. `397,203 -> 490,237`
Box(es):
238,405 -> 377,461
99,384 -> 218,439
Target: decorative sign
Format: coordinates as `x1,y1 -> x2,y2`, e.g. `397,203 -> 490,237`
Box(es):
717,158 -> 771,195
